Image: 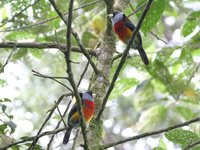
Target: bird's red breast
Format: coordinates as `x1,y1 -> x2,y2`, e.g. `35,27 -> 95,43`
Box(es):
82,100 -> 95,122
114,20 -> 133,43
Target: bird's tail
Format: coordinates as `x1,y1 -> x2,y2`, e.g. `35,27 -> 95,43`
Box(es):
63,127 -> 72,144
138,47 -> 149,65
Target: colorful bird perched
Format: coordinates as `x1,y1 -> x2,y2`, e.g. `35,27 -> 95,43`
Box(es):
108,11 -> 149,65
63,91 -> 95,145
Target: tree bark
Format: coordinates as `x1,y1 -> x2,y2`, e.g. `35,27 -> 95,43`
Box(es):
87,0 -> 115,149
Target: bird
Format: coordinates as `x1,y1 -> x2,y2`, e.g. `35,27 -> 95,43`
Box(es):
108,11 -> 149,65
63,91 -> 95,145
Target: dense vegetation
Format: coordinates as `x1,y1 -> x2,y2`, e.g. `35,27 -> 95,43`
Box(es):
0,0 -> 200,149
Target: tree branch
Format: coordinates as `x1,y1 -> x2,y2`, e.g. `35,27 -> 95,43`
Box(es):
127,2 -> 167,44
32,70 -> 72,92
72,129 -> 80,150
150,31 -> 167,44
47,100 -> 72,150
104,117 -> 200,148
66,0 -> 89,148
77,61 -> 90,87
127,1 -> 147,17
48,0 -> 99,75
0,46 -> 16,73
0,41 -> 96,56
28,94 -> 70,149
1,126 -> 69,150
97,0 -> 154,120
48,0 -> 89,149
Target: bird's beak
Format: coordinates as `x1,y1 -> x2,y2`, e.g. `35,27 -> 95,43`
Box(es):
107,14 -> 113,18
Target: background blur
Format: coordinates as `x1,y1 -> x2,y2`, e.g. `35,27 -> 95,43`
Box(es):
0,0 -> 200,149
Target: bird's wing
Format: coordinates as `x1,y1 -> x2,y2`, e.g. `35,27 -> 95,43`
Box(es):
68,104 -> 78,121
124,18 -> 142,44
124,18 -> 135,31
68,105 -> 80,127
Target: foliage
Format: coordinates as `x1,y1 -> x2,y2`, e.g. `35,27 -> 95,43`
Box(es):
165,129 -> 200,149
0,0 -> 200,149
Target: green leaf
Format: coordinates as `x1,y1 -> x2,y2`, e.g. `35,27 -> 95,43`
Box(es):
81,31 -> 97,47
165,129 -> 200,148
192,48 -> 200,56
133,79 -> 156,111
5,32 -> 36,41
182,20 -> 198,37
0,79 -> 6,87
178,48 -> 194,80
4,98 -> 11,102
110,78 -> 139,99
13,49 -> 28,60
188,11 -> 200,19
0,124 -> 7,134
25,143 -> 43,150
154,139 -> 167,150
137,105 -> 167,132
11,145 -> 20,150
29,49 -> 43,59
181,11 -> 200,37
175,106 -> 195,120
147,60 -> 172,83
136,0 -> 166,35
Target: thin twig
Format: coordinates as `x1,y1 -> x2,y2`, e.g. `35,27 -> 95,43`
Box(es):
32,70 -> 69,80
104,117 -> 200,148
127,2 -> 167,44
32,70 -> 72,92
128,1 -> 135,12
55,101 -> 67,127
1,127 -> 68,150
46,0 -> 99,75
28,94 -> 70,149
112,53 -> 132,61
150,31 -> 167,44
0,0 -> 102,32
127,2 -> 147,17
97,0 -> 154,120
47,100 -> 72,150
0,0 -> 40,28
0,46 -> 16,73
77,61 -> 90,87
71,129 -> 80,150
72,31 -> 99,75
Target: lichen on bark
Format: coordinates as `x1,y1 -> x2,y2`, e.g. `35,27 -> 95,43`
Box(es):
87,0 -> 116,149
